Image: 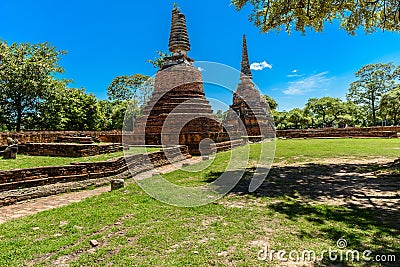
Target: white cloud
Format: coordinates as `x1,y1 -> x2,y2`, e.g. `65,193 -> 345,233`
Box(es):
283,71 -> 332,95
197,67 -> 205,72
287,69 -> 303,78
250,61 -> 272,71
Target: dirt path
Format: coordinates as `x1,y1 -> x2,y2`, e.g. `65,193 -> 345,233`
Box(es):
236,157 -> 400,213
0,187 -> 109,224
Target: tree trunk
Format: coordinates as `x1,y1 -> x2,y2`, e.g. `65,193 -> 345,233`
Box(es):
16,95 -> 22,132
371,96 -> 377,126
16,108 -> 22,132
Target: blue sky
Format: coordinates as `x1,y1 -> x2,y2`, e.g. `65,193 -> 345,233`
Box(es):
1,0 -> 400,111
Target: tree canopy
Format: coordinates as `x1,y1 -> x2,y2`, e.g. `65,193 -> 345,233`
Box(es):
0,40 -> 157,132
148,51 -> 172,69
305,97 -> 346,127
263,94 -> 278,110
232,0 -> 400,35
380,85 -> 400,125
287,108 -> 310,129
0,41 -> 67,131
347,62 -> 400,126
38,87 -> 103,131
107,74 -> 153,105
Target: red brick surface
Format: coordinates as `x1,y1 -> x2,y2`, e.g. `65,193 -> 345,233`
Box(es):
277,127 -> 400,138
0,146 -> 190,193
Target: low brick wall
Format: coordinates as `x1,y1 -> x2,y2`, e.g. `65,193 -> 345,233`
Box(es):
277,127 -> 400,138
20,143 -> 122,157
216,139 -> 245,152
0,146 -> 190,193
0,131 -> 122,145
3,127 -> 399,146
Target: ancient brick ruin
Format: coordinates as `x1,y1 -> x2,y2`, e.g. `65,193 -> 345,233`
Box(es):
0,146 -> 190,206
21,143 -> 122,157
0,131 -> 122,145
224,35 -> 275,141
277,127 -> 399,138
129,7 -> 231,155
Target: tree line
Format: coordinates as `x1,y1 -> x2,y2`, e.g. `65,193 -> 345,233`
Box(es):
267,62 -> 400,129
0,40 -> 153,132
0,40 -> 399,132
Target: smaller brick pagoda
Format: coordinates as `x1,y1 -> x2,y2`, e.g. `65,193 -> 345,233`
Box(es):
223,35 -> 274,140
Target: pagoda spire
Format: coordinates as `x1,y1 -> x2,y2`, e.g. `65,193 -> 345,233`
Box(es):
161,5 -> 193,70
241,35 -> 252,80
168,5 -> 191,55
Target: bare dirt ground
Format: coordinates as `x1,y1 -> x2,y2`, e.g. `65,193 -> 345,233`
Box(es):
223,157 -> 400,226
269,158 -> 399,212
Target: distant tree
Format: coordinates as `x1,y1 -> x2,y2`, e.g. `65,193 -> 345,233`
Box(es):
262,94 -> 278,110
272,110 -> 288,129
35,84 -> 69,130
232,0 -> 400,35
107,74 -> 153,105
0,41 -> 67,131
39,87 -> 103,131
287,108 -> 310,129
98,100 -> 141,130
380,85 -> 400,125
347,62 -> 400,126
65,88 -> 103,131
110,101 -> 133,130
216,109 -> 228,121
335,101 -> 363,127
305,97 -> 346,127
107,75 -> 154,131
148,51 -> 172,69
97,100 -> 113,130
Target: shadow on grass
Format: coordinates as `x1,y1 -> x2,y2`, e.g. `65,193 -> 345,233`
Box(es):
205,162 -> 399,266
205,162 -> 399,206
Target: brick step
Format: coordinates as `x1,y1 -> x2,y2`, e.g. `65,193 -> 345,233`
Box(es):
0,165 -> 133,192
0,147 -> 191,192
0,174 -> 89,192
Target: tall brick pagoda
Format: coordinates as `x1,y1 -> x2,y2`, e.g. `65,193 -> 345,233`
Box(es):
223,35 -> 274,140
130,6 -> 225,155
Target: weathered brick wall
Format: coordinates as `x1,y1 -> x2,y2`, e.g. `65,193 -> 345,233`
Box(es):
277,127 -> 400,138
0,146 -> 190,192
2,126 -> 398,145
0,131 -> 245,156
0,131 -> 123,145
215,139 -> 244,152
21,143 -> 122,157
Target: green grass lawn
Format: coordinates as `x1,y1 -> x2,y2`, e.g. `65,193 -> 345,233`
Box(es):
274,138 -> 400,163
0,139 -> 399,266
0,147 -> 161,170
1,138 -> 399,171
2,187 -> 398,266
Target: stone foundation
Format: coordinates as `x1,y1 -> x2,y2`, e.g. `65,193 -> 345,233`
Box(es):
277,127 -> 400,138
215,139 -> 245,152
0,146 -> 190,193
0,131 -> 122,145
1,126 -> 398,147
20,143 -> 122,157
